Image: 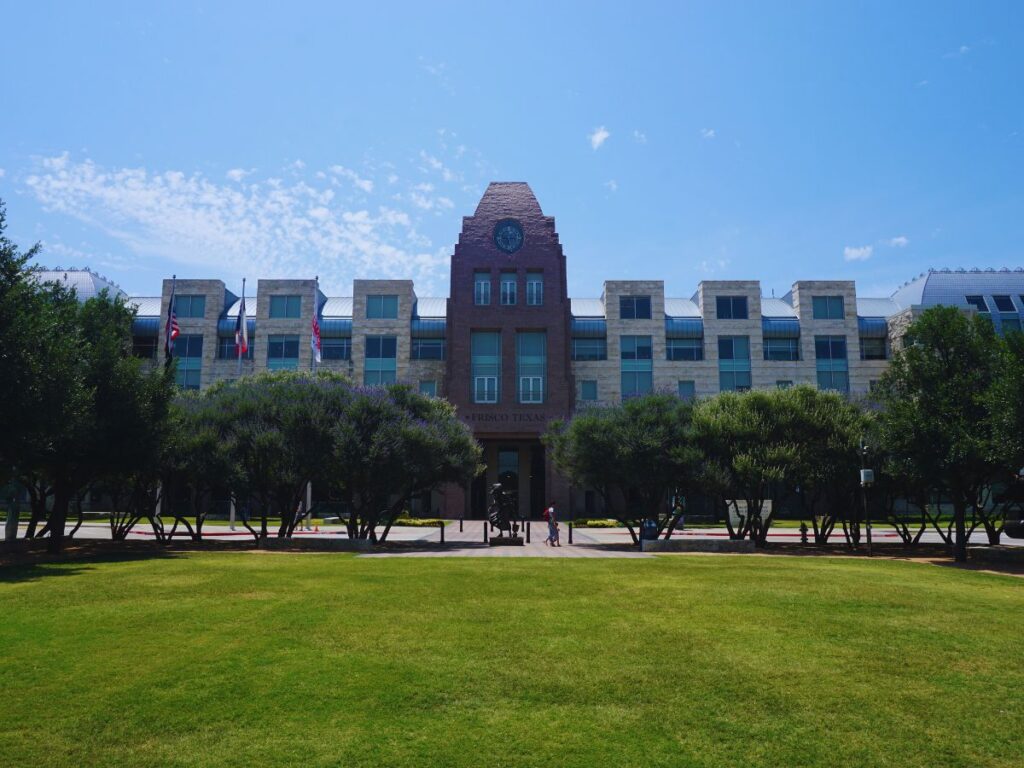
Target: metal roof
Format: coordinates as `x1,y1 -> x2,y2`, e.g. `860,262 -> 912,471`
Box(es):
762,318 -> 800,339
664,298 -> 701,317
891,268 -> 1024,310
414,297 -> 447,318
223,298 -> 255,318
321,297 -> 353,317
570,298 -> 605,317
129,297 -> 162,317
760,297 -> 797,318
34,268 -> 126,301
856,297 -> 900,317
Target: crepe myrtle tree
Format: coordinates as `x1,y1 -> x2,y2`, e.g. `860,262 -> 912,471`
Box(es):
875,306 -> 1003,559
212,372 -> 342,541
544,392 -> 703,544
693,390 -> 798,547
773,385 -> 868,545
324,384 -> 482,542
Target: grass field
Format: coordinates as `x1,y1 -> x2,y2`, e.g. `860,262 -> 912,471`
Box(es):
1,553 -> 1022,767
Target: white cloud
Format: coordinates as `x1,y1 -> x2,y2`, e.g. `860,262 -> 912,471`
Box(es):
888,235 -> 909,247
633,130 -> 647,144
589,126 -> 610,150
24,154 -> 448,293
916,80 -> 929,88
0,168 -> 6,178
604,180 -> 618,192
226,168 -> 252,182
700,128 -> 716,140
328,165 -> 374,193
843,245 -> 873,262
418,151 -> 458,182
944,44 -> 970,58
697,258 -> 730,274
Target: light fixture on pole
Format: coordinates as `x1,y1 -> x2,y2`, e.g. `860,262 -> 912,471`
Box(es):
860,439 -> 875,557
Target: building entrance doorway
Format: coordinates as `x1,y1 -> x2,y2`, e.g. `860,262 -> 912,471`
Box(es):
467,439 -> 546,520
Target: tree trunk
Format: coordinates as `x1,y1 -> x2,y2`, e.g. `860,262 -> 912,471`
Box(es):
47,483 -> 71,554
953,499 -> 967,563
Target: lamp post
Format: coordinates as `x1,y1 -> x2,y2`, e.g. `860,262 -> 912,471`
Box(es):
860,439 -> 875,557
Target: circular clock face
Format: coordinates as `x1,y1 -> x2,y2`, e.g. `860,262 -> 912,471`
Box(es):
493,219 -> 524,254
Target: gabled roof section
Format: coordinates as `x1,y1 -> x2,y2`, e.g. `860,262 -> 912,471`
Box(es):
223,298 -> 255,318
664,298 -> 701,317
856,297 -> 900,317
414,297 -> 447,318
129,297 -> 162,317
760,297 -> 797,318
570,298 -> 605,317
321,297 -> 353,318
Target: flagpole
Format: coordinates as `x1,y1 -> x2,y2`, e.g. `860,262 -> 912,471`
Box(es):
312,275 -> 319,373
237,277 -> 246,377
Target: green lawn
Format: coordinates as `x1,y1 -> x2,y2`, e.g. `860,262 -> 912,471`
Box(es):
1,553 -> 1022,767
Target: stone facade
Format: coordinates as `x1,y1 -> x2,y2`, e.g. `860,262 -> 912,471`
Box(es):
118,183 -> 1022,518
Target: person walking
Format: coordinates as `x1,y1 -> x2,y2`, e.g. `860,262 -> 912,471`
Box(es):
544,501 -> 560,547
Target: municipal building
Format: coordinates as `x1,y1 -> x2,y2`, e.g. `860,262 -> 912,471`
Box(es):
42,182 -> 1024,518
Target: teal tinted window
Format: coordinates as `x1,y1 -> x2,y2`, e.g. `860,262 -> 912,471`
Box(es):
815,335 -> 849,393
364,335 -> 397,385
267,334 -> 300,370
718,336 -> 751,392
174,334 -> 204,389
677,380 -> 695,400
716,296 -> 748,320
620,296 -> 651,319
764,338 -> 799,360
419,380 -> 437,397
516,332 -> 546,404
812,296 -> 844,320
471,332 -> 501,403
474,272 -> 491,305
667,338 -> 703,360
174,295 -> 206,318
526,272 -> 544,306
580,380 -> 597,401
367,294 -> 399,319
572,338 -> 607,361
621,335 -> 653,397
270,295 -> 302,318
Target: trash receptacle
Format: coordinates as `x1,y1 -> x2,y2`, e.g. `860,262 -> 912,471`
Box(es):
641,519 -> 658,540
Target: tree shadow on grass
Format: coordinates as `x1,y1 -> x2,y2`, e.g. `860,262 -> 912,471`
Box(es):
0,541 -> 192,583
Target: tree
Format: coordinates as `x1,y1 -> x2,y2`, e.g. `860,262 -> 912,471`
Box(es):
545,393 -> 703,544
775,386 -> 867,545
693,390 -> 797,546
875,306 -> 1003,560
325,383 -> 482,541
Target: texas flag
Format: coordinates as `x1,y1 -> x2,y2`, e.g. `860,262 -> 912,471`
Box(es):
311,311 -> 322,363
235,295 -> 248,356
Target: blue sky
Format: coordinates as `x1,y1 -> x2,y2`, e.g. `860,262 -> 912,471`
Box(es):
1,1 -> 1021,299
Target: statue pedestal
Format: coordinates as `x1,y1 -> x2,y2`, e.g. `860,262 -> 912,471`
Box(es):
489,536 -> 525,547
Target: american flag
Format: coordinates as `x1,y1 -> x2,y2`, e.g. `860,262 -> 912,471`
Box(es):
311,312 -> 322,363
164,279 -> 180,364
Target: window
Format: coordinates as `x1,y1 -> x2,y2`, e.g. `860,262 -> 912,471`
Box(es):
763,338 -> 800,361
175,334 -> 203,389
526,272 -> 544,306
174,295 -> 206,319
267,334 -> 300,370
620,296 -> 652,320
471,332 -> 500,403
812,296 -> 844,320
411,338 -> 445,360
677,381 -> 696,400
579,380 -> 597,401
269,295 -> 302,318
217,336 -> 253,359
993,295 -> 1015,312
364,335 -> 397,385
621,335 -> 653,397
322,338 -> 351,360
965,295 -> 989,313
666,338 -> 703,361
132,336 -> 157,359
815,335 -> 849,393
572,338 -> 607,361
716,296 -> 748,320
419,380 -> 437,397
717,335 -> 751,392
500,273 -> 517,305
860,337 -> 887,360
366,294 -> 399,319
516,332 -> 546,404
1001,316 -> 1022,335
776,380 -> 793,390
474,272 -> 491,306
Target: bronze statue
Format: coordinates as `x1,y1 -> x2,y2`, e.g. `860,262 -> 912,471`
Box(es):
486,483 -> 520,539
